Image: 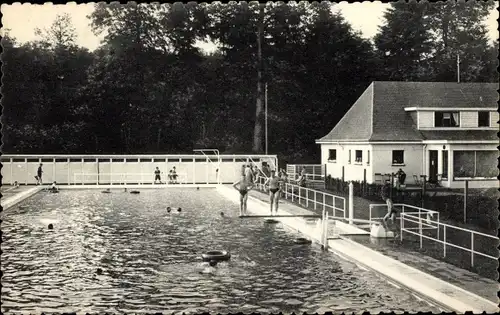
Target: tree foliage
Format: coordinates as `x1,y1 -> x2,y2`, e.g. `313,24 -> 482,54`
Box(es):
2,2 -> 497,162
375,0 -> 497,82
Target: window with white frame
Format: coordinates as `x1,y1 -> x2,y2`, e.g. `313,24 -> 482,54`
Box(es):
453,150 -> 496,178
367,150 -> 370,165
328,149 -> 337,162
392,150 -> 404,165
348,150 -> 351,164
355,150 -> 362,163
435,111 -> 460,127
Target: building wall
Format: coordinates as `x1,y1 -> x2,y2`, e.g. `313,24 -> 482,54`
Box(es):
371,144 -> 424,185
490,111 -> 499,127
460,111 -> 477,127
418,112 -> 434,128
321,143 -> 373,182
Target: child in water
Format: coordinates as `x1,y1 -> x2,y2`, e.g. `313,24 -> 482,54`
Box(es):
200,260 -> 218,274
49,181 -> 59,192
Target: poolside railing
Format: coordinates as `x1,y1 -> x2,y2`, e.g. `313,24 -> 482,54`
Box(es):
369,202 -> 498,267
400,213 -> 498,267
369,203 -> 440,226
256,176 -> 346,218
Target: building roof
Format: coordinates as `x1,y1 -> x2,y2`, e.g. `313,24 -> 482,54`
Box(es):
317,81 -> 498,143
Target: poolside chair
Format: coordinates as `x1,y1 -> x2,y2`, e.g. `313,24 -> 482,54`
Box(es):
413,175 -> 421,186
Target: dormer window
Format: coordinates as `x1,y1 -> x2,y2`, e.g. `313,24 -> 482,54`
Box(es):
435,112 -> 460,127
478,111 -> 490,127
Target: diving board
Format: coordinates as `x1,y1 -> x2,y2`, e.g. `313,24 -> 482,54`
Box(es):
239,214 -> 322,219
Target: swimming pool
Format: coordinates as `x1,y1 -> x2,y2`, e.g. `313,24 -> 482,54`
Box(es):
1,188 -> 439,313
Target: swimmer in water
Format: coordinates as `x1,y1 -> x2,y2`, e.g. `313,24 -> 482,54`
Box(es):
200,260 -> 218,274
49,181 -> 59,192
233,169 -> 254,215
264,170 -> 281,215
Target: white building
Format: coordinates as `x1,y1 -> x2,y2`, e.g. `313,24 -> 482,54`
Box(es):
316,82 -> 498,189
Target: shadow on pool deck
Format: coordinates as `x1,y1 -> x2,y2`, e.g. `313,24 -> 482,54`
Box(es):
248,188 -> 499,303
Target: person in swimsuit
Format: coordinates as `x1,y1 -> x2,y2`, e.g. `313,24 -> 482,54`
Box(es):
252,165 -> 260,184
154,167 -> 162,184
49,181 -> 59,192
172,167 -> 178,184
381,182 -> 397,231
233,171 -> 253,215
244,164 -> 253,183
265,170 -> 281,215
36,163 -> 43,185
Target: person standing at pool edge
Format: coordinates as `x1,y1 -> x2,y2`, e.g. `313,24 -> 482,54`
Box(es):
381,181 -> 397,232
154,167 -> 162,184
36,163 -> 43,185
265,170 -> 281,215
233,168 -> 253,215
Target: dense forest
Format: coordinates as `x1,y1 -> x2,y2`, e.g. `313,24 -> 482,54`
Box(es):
1,1 -> 497,163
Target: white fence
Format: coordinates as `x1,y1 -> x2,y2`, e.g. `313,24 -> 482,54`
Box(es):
257,176 -> 345,218
1,154 -> 278,185
286,164 -> 325,181
369,202 -> 498,267
400,213 -> 497,267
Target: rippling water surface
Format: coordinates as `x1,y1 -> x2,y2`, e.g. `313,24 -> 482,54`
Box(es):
1,188 -> 438,314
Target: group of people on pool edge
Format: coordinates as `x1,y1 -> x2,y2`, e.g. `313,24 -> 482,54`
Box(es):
232,164 -> 286,216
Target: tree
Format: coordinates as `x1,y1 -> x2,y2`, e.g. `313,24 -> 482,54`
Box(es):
253,3 -> 265,153
374,1 -> 433,81
375,0 -> 497,82
426,0 -> 496,82
34,13 -> 77,49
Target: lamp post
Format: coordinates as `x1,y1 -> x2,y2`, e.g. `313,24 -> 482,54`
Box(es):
265,82 -> 268,155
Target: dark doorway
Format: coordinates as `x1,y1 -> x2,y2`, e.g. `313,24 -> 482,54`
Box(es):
429,150 -> 438,182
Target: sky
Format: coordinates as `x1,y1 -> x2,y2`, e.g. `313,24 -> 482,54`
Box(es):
1,2 -> 498,52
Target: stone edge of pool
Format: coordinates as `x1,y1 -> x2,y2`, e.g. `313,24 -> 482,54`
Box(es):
1,187 -> 43,210
215,185 -> 498,314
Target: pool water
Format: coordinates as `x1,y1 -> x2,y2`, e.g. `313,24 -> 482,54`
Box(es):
1,188 -> 439,314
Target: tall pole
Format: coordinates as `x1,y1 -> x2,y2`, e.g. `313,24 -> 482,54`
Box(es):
265,82 -> 268,155
457,54 -> 460,83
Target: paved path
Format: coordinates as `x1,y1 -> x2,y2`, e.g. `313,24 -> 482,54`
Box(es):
248,187 -> 498,307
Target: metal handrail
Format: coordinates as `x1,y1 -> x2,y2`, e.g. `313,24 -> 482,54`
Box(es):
369,203 -> 440,222
257,176 -> 346,218
400,212 -> 498,266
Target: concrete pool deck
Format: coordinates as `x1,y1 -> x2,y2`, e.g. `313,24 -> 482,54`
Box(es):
1,186 -> 43,210
216,185 -> 498,313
